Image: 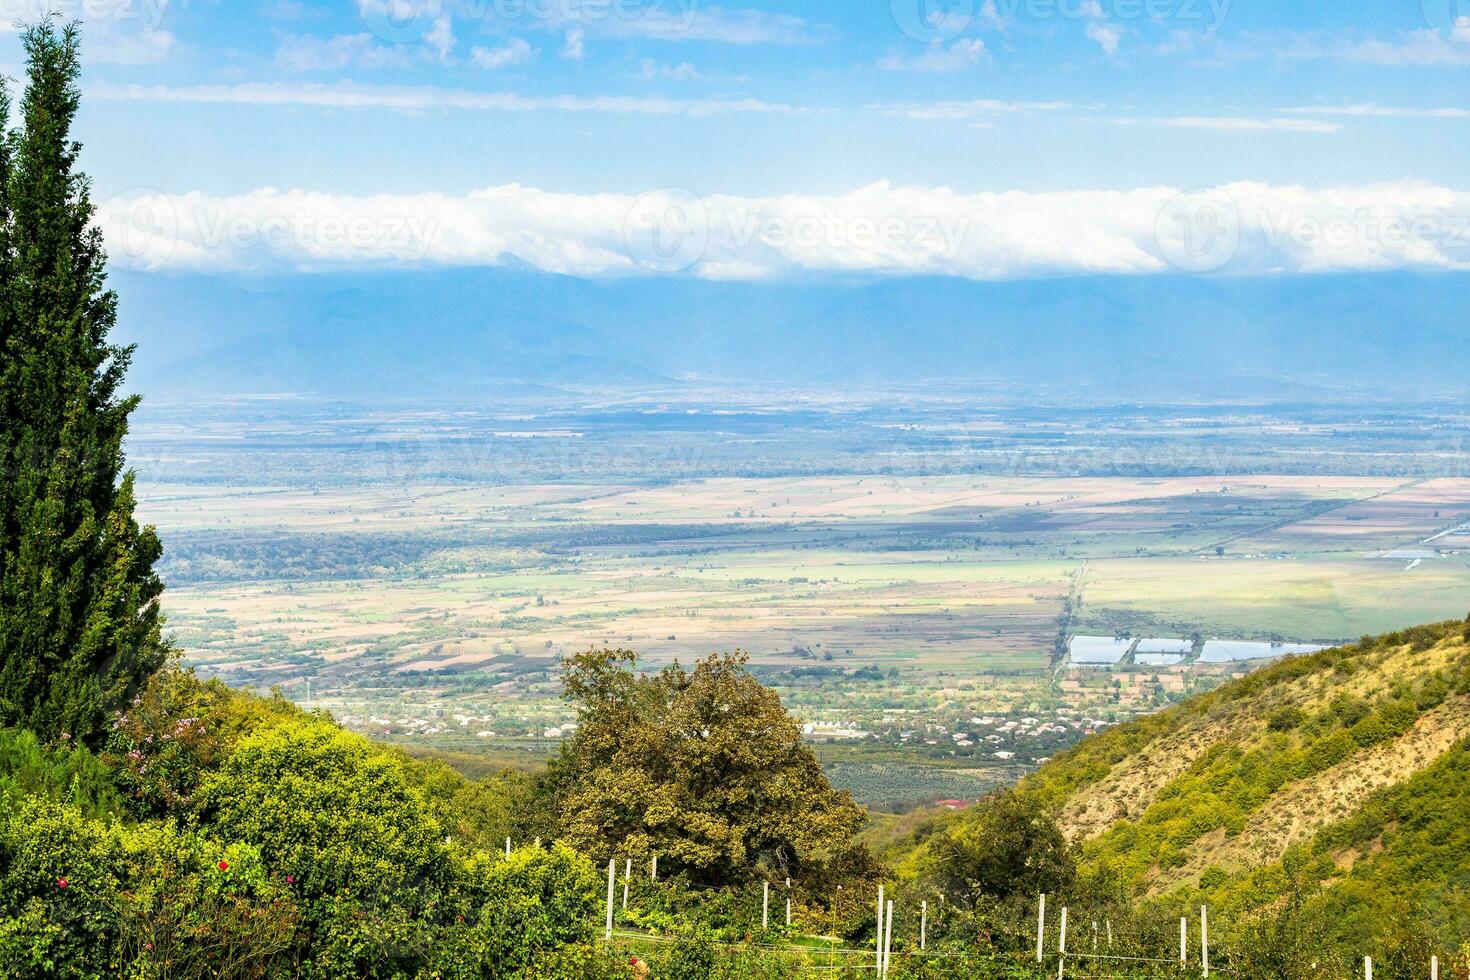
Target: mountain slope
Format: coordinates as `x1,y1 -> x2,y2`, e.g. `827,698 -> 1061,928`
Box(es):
1022,618 -> 1470,933
112,269 -> 1470,400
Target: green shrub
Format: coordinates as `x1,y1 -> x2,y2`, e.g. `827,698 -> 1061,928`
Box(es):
191,719 -> 452,908
0,728 -> 122,820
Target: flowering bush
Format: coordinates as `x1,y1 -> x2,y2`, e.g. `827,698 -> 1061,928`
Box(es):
103,668 -> 302,818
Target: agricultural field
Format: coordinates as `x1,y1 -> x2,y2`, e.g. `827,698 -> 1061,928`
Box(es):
122,400 -> 1470,806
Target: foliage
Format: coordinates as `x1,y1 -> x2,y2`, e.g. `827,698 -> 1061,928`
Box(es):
918,790 -> 1076,905
546,648 -> 874,890
0,726 -> 122,819
102,667 -> 303,818
191,719 -> 454,910
0,795 -> 299,979
0,21 -> 165,745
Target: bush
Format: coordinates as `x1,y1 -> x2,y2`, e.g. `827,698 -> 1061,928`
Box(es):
191,719 -> 452,908
103,668 -> 303,819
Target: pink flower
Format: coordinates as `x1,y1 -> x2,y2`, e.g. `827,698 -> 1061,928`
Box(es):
56,878 -> 68,890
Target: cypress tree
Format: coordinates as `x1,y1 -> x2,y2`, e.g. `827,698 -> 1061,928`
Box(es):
0,21 -> 166,743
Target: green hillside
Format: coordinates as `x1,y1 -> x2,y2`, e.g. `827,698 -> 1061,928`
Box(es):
942,617 -> 1470,961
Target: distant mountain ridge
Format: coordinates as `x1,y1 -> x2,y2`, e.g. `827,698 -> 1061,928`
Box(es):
111,269 -> 1470,402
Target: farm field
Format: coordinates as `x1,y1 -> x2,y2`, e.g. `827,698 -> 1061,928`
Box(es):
139,469 -> 1470,806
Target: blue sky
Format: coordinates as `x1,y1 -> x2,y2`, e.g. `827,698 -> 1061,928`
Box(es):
15,1 -> 1470,278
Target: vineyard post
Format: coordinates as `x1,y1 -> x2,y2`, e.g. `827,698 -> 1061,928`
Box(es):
1180,917 -> 1187,966
785,877 -> 792,929
1432,954 -> 1439,980
651,855 -> 657,882
1365,956 -> 1373,980
921,900 -> 927,951
1201,905 -> 1209,978
763,881 -> 770,930
622,859 -> 631,910
875,885 -> 884,973
604,859 -> 615,943
1057,905 -> 1068,980
504,837 -> 511,858
883,898 -> 895,978
1037,893 -> 1046,963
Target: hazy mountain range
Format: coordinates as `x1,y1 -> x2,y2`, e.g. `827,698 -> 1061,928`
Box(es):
110,269 -> 1470,403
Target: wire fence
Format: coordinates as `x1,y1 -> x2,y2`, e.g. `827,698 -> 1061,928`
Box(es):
499,847 -> 1453,978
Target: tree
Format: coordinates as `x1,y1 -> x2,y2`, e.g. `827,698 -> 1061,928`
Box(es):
546,648 -> 872,889
0,21 -> 165,744
922,789 -> 1076,904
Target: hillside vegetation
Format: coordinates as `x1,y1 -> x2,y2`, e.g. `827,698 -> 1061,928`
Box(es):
1020,618 -> 1470,937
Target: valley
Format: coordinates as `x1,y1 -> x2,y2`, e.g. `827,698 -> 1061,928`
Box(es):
131,401 -> 1470,808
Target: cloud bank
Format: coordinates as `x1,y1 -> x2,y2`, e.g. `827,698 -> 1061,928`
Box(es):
95,180 -> 1470,280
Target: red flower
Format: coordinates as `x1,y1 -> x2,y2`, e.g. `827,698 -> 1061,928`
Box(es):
285,875 -> 296,885
218,860 -> 229,871
56,877 -> 68,890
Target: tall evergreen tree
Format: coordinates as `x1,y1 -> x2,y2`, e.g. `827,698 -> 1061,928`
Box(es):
0,21 -> 165,743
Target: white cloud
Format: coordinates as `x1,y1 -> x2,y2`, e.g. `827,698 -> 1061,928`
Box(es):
878,39 -> 988,73
560,27 -> 585,60
979,0 -> 1009,32
1283,104 -> 1470,119
870,99 -> 1075,121
276,33 -> 412,72
1085,20 -> 1122,57
471,38 -> 535,69
356,0 -> 455,61
538,3 -> 809,45
92,80 -> 802,117
640,59 -> 702,80
423,12 -> 455,60
1117,116 -> 1341,133
1328,18 -> 1470,66
94,180 -> 1470,280
1080,0 -> 1122,57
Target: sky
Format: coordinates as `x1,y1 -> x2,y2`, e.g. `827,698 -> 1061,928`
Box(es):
10,0 -> 1470,279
